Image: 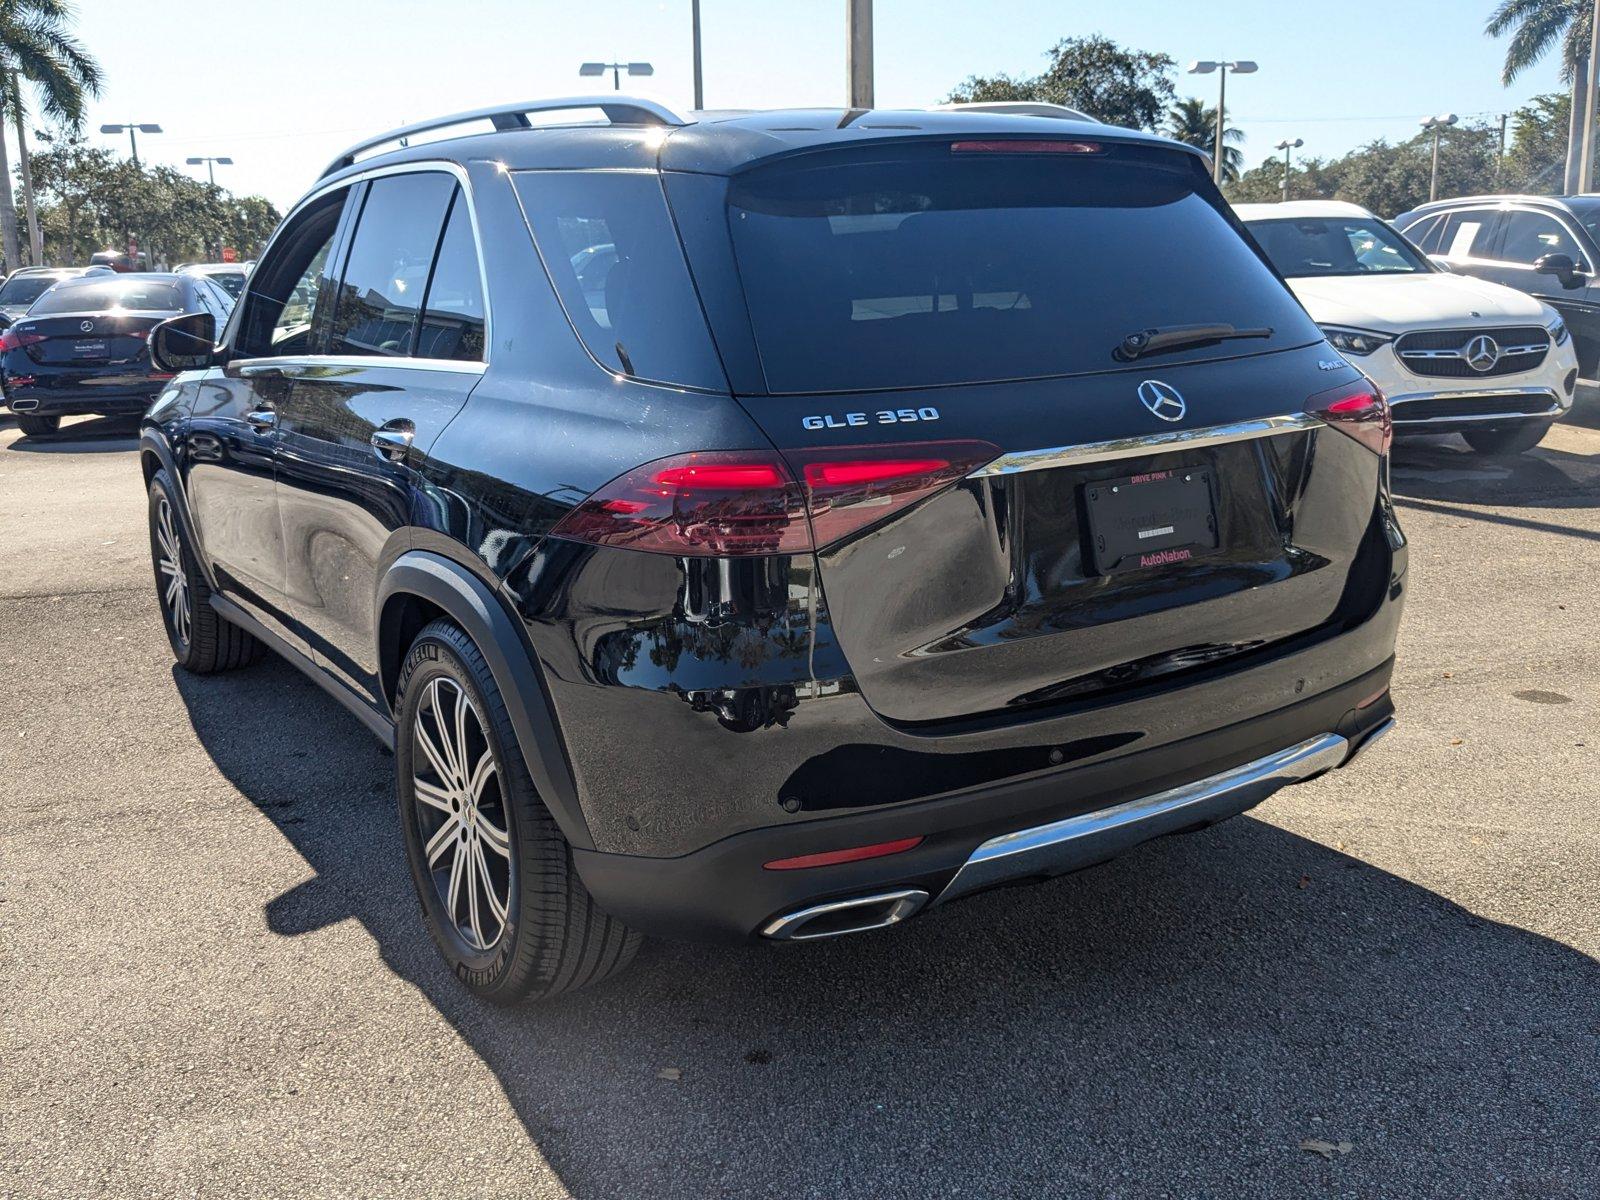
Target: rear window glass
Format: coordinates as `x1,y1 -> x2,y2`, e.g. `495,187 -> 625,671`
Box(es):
724,143 -> 1317,393
513,170 -> 725,390
30,280 -> 184,314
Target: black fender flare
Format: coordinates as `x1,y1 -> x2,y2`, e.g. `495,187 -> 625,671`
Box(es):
138,428 -> 220,592
376,551 -> 593,851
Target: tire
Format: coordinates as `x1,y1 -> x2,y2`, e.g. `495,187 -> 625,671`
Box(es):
1462,422 -> 1551,456
396,619 -> 640,1003
16,413 -> 60,437
147,469 -> 264,673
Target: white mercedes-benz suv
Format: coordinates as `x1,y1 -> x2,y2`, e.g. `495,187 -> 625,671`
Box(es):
1237,200 -> 1577,454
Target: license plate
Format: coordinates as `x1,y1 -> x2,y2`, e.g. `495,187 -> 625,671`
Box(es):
1083,467 -> 1219,575
71,340 -> 108,357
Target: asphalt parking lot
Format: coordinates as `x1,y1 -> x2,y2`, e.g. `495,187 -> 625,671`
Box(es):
2,409 -> 1597,1199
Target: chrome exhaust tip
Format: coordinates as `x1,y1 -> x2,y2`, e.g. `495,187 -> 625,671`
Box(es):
10,398 -> 39,412
761,888 -> 929,941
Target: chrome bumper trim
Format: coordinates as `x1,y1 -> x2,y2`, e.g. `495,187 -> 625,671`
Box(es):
935,731 -> 1352,906
969,413 -> 1322,477
1386,385 -> 1565,426
1343,715 -> 1395,766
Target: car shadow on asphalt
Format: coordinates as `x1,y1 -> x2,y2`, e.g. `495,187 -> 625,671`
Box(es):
171,657 -> 1600,1197
3,413 -> 140,452
1391,435 -> 1600,511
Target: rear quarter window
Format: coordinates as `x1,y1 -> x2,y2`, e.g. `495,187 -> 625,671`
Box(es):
512,170 -> 727,391
717,142 -> 1320,393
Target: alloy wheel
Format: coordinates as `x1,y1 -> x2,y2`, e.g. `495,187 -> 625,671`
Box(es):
412,677 -> 511,951
154,495 -> 191,649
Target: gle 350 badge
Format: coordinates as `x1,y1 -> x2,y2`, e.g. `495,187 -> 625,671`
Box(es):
802,406 -> 940,431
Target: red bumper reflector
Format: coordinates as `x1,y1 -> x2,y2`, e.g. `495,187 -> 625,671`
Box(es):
763,836 -> 925,871
1356,686 -> 1389,709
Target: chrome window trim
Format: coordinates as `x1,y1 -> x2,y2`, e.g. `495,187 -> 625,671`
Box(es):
236,159 -> 492,367
968,413 -> 1322,477
228,353 -> 486,377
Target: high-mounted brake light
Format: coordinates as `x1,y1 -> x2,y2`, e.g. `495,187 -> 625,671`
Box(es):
764,836 -> 925,871
951,140 -> 1104,155
549,440 -> 1000,557
1308,379 -> 1391,456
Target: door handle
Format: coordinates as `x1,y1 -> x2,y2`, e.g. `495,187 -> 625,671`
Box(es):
370,420 -> 416,462
244,407 -> 277,432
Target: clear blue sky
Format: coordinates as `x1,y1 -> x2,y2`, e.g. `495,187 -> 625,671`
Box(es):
74,0 -> 1564,211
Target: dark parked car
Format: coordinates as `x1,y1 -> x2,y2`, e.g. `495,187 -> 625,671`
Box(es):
2,272 -> 236,437
1394,194 -> 1600,389
140,99 -> 1404,1003
0,265 -> 112,329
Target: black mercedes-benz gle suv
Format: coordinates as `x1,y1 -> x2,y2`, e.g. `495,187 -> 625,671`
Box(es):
139,99 -> 1405,1002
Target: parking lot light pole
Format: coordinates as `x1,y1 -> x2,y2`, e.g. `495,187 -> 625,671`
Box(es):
1420,113 -> 1459,202
1276,138 -> 1303,201
578,61 -> 654,91
99,122 -> 162,168
185,155 -> 233,188
1188,60 -> 1256,186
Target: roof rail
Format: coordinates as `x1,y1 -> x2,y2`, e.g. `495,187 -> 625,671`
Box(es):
320,95 -> 687,178
934,101 -> 1100,124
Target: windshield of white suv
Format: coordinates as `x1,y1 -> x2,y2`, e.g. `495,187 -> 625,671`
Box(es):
1246,216 -> 1428,278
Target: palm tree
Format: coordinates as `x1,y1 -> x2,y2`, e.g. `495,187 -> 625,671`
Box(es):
1166,97 -> 1245,182
0,0 -> 102,268
1485,0 -> 1587,193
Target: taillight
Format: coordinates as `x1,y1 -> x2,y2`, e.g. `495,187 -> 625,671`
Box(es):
0,329 -> 43,354
1308,379 -> 1391,456
549,440 -> 1000,557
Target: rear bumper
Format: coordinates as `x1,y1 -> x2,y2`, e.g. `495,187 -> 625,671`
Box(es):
4,387 -> 156,417
573,660 -> 1397,943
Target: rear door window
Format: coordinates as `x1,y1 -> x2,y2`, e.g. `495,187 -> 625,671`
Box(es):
414,189 -> 487,362
328,172 -> 456,357
1435,210 -> 1498,261
719,142 -> 1319,393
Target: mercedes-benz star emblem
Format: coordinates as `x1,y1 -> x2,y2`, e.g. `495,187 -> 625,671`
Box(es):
79,319 -> 94,333
1464,334 -> 1501,373
1137,379 -> 1187,423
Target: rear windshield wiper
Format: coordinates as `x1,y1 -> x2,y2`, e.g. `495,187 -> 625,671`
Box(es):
1114,323 -> 1274,363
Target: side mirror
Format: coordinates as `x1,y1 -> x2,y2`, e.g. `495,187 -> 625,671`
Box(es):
1534,252 -> 1587,289
150,311 -> 218,373
1427,254 -> 1454,273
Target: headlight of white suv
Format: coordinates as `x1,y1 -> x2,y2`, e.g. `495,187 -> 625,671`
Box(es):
1548,317 -> 1570,347
1320,325 -> 1394,356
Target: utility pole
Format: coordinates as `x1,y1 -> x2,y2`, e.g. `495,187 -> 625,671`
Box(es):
847,0 -> 873,109
691,0 -> 704,110
1496,112 -> 1509,188
1582,0 -> 1600,193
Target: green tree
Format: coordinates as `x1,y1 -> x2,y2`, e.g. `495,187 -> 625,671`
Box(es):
946,35 -> 1177,132
1502,91 -> 1573,191
1485,0 -> 1587,192
0,0 -> 103,269
1165,97 -> 1244,181
28,131 -> 280,265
